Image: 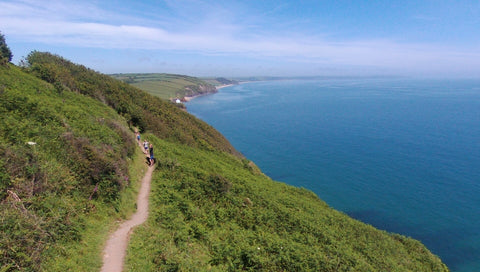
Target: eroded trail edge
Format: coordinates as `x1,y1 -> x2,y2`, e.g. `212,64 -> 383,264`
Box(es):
101,164 -> 154,272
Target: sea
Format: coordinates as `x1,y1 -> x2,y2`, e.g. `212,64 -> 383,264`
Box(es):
186,78 -> 480,272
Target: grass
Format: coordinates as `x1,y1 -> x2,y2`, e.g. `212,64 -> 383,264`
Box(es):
41,146 -> 147,271
110,73 -> 216,100
0,63 -> 137,271
124,136 -> 448,271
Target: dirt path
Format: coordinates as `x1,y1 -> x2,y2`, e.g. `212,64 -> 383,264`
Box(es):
101,159 -> 154,272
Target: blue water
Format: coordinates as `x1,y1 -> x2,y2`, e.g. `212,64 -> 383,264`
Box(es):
187,78 -> 480,272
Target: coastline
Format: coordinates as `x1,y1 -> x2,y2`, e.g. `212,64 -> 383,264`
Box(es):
183,84 -> 235,102
216,83 -> 235,90
183,92 -> 212,102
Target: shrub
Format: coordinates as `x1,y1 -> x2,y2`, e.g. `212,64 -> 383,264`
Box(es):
0,31 -> 12,64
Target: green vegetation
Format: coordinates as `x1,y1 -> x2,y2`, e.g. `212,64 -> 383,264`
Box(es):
0,63 -> 139,271
202,77 -> 239,87
111,73 -> 217,100
0,52 -> 235,271
0,32 -> 13,65
26,52 -> 238,156
1,50 -> 448,271
125,136 -> 448,271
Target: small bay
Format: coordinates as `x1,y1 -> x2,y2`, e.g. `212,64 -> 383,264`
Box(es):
187,78 -> 480,272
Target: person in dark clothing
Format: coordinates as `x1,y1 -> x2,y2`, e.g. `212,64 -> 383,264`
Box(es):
148,143 -> 155,165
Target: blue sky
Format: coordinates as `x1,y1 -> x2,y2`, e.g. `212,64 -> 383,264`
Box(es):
1,0 -> 479,77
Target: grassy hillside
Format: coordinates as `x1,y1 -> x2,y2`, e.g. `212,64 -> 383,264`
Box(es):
0,53 -> 449,271
125,136 -> 448,271
202,77 -> 239,86
26,52 -> 238,156
111,73 -> 217,100
0,63 -> 143,271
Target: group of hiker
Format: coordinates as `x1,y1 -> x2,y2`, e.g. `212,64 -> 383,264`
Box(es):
135,131 -> 155,166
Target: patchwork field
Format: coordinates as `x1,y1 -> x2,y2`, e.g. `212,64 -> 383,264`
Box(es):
110,73 -> 217,100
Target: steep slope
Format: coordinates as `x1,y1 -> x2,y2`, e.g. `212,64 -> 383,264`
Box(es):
0,63 -> 139,271
26,52 -> 239,156
1,54 -> 449,271
125,136 -> 448,271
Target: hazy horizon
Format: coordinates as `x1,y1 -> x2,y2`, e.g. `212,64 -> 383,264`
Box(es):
1,0 -> 479,78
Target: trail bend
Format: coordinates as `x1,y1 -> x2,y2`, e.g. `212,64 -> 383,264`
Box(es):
101,160 -> 153,272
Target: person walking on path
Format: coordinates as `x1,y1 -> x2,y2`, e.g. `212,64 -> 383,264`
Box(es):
135,131 -> 140,143
148,143 -> 155,166
143,139 -> 149,154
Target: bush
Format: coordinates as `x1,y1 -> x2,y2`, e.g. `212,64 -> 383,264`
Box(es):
24,51 -> 241,156
0,31 -> 13,65
126,140 -> 449,271
0,64 -> 138,270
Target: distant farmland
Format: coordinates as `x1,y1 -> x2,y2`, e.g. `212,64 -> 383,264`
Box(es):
110,73 -> 218,100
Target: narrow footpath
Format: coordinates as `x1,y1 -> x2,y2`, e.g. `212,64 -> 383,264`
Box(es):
101,148 -> 153,272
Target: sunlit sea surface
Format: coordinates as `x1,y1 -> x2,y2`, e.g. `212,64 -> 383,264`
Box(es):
187,78 -> 480,272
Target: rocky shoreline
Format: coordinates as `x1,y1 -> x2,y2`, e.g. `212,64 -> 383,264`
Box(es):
182,84 -> 235,102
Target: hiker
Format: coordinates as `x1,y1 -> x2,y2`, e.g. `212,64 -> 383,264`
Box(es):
143,139 -> 149,154
149,143 -> 155,165
136,131 -> 140,143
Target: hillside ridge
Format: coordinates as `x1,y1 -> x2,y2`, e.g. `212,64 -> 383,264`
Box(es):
111,73 -> 218,102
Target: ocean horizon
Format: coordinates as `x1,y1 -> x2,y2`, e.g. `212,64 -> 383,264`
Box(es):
187,78 -> 480,272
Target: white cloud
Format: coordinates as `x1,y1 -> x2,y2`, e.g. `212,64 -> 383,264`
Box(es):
1,0 -> 479,76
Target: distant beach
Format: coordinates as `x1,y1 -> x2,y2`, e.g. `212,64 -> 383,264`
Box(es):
216,84 -> 235,90
183,84 -> 235,102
